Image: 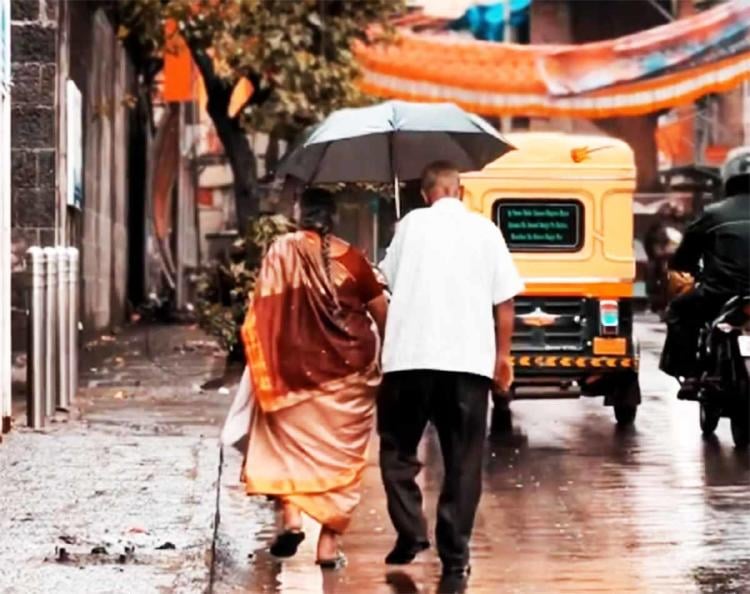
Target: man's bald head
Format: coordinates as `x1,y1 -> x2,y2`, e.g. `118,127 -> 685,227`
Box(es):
421,161 -> 460,205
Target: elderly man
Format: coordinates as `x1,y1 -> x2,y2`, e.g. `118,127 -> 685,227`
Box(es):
378,161 -> 524,580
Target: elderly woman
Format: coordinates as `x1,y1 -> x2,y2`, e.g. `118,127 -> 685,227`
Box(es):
240,187 -> 387,568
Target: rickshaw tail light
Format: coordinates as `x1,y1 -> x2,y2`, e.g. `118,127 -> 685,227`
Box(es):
599,300 -> 619,336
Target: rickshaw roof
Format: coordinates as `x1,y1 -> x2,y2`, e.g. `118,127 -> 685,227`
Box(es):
471,132 -> 635,172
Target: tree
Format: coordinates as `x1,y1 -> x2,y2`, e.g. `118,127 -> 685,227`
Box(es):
119,0 -> 402,231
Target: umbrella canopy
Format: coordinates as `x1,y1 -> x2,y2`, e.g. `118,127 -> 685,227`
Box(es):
278,100 -> 513,186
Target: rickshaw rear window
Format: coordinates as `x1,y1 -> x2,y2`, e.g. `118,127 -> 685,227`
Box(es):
495,199 -> 584,252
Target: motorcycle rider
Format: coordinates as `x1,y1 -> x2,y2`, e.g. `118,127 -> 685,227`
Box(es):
660,146 -> 750,388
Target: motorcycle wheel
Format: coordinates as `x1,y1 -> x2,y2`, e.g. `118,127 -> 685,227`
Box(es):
730,401 -> 749,449
699,402 -> 721,436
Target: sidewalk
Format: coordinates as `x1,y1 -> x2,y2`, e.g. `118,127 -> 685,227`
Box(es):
0,323 -> 236,594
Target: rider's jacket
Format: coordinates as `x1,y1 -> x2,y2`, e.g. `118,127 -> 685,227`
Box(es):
671,193 -> 750,296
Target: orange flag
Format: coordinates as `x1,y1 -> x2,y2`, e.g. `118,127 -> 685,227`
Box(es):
164,19 -> 194,102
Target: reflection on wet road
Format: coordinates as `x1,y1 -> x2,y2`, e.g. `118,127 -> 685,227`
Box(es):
214,318 -> 750,594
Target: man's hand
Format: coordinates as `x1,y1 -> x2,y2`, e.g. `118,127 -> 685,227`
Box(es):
493,355 -> 514,394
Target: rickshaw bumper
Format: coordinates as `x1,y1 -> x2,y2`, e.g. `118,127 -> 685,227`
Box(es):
509,354 -> 640,404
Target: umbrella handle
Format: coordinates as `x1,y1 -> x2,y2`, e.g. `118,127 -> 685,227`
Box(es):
389,131 -> 402,220
394,174 -> 401,219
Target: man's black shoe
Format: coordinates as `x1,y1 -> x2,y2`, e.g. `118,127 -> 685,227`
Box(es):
677,380 -> 700,401
437,565 -> 471,594
441,564 -> 471,578
384,540 -> 429,565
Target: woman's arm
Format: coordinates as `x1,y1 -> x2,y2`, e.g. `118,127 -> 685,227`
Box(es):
367,293 -> 388,341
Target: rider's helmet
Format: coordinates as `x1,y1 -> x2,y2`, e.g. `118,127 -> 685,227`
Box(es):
721,145 -> 750,197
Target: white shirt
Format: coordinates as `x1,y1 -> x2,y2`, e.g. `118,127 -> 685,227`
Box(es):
379,198 -> 524,379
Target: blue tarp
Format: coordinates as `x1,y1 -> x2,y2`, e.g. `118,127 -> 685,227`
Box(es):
450,0 -> 532,41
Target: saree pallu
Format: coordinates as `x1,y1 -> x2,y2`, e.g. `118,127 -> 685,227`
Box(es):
241,232 -> 380,532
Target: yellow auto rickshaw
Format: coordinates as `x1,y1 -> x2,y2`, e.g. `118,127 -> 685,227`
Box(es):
462,132 -> 641,426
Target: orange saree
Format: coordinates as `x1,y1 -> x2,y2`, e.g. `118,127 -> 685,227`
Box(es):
241,232 -> 380,532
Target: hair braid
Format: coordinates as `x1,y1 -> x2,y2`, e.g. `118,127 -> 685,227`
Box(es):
298,186 -> 340,312
320,231 -> 342,316
321,232 -> 333,288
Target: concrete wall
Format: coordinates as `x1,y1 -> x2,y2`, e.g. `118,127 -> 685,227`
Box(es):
67,2 -> 132,333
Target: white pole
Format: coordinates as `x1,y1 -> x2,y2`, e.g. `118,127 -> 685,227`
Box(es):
43,247 -> 58,418
27,248 -> 47,428
56,247 -> 69,411
67,248 -> 79,403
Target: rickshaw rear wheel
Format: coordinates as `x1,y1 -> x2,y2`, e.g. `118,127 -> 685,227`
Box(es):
699,402 -> 720,436
610,373 -> 640,426
730,400 -> 749,449
614,404 -> 637,426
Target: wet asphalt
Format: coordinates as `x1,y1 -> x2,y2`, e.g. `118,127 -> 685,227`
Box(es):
5,318 -> 747,593
214,316 -> 750,594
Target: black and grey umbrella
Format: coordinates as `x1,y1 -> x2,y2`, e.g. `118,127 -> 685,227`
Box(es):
278,100 -> 513,217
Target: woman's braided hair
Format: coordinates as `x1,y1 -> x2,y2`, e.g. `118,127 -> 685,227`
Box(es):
299,187 -> 337,289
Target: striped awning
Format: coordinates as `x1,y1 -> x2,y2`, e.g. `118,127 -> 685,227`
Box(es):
357,0 -> 750,118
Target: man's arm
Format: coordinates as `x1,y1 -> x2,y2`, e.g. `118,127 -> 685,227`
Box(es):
495,299 -> 514,359
491,228 -> 524,392
378,216 -> 411,289
367,294 -> 388,340
493,299 -> 517,393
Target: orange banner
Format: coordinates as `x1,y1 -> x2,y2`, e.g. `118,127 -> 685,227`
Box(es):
356,0 -> 750,118
163,19 -> 195,103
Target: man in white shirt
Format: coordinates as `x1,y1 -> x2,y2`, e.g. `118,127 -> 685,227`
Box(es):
378,161 -> 524,579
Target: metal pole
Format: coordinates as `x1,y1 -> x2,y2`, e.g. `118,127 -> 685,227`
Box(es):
26,247 -> 47,428
43,247 -> 58,418
67,248 -> 79,403
372,195 -> 379,263
500,0 -> 513,133
56,247 -> 70,410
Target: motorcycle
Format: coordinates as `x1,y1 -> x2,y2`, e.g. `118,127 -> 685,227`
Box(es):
677,294 -> 750,448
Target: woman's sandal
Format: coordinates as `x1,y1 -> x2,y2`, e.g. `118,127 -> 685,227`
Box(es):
269,529 -> 305,558
315,551 -> 347,570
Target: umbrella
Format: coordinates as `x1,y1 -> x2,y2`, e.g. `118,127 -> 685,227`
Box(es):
277,100 -> 513,217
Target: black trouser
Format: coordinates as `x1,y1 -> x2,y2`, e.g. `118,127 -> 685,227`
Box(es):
660,286 -> 728,378
377,370 -> 490,568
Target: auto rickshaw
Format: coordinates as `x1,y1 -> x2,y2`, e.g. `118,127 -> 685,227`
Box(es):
461,132 -> 641,426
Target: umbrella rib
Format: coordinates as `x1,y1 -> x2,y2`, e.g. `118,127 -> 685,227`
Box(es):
308,141 -> 334,185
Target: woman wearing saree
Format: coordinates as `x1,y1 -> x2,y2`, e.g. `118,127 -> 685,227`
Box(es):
240,188 -> 387,568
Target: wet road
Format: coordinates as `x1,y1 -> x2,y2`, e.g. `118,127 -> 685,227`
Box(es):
214,317 -> 750,594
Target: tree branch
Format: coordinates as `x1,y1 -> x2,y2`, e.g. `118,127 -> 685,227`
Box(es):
182,29 -> 260,231
189,42 -> 217,86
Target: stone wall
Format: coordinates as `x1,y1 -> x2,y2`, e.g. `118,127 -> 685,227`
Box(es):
9,0 -> 59,351
10,0 -> 136,357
